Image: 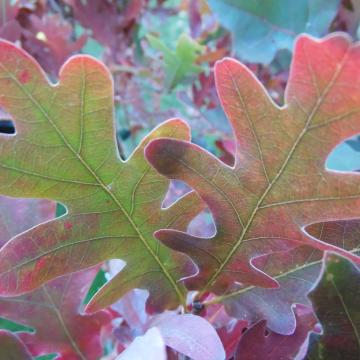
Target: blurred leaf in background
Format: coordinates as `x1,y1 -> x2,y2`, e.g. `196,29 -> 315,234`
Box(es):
208,0 -> 340,63
147,33 -> 204,90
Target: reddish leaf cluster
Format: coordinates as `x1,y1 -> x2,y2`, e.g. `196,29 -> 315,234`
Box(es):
0,1 -> 86,76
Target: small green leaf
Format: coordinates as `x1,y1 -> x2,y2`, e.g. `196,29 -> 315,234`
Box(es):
147,33 -> 204,90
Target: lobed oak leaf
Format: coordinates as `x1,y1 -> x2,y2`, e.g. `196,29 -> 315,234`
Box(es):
146,33 -> 360,297
0,40 -> 204,312
223,219 -> 360,334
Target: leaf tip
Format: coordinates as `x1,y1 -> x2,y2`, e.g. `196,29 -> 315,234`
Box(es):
295,31 -> 353,47
153,229 -> 184,251
83,299 -> 98,315
214,56 -> 242,75
160,117 -> 191,140
58,54 -> 114,87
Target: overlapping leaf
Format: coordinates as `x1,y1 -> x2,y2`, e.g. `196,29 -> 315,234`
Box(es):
0,40 -> 203,312
111,290 -> 226,360
223,219 -> 360,334
306,254 -> 360,359
0,268 -> 112,360
235,305 -> 317,360
0,2 -> 22,43
0,196 -> 111,359
148,313 -> 225,360
146,34 -> 360,298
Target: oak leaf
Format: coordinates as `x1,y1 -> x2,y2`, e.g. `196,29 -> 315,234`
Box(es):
146,34 -> 360,297
223,219 -> 360,334
0,40 -> 203,312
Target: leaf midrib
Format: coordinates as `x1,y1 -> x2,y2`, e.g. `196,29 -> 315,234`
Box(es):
201,48 -> 350,292
0,60 -> 185,305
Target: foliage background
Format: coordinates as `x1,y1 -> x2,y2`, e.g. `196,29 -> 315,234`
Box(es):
0,0 -> 360,359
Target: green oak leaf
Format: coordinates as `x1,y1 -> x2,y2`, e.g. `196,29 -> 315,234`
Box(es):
0,40 -> 203,313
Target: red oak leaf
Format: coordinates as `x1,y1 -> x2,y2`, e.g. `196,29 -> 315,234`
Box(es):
222,219 -> 360,334
146,34 -> 360,297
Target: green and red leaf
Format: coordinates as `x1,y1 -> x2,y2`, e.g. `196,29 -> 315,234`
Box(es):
0,195 -> 111,359
0,40 -> 203,312
223,219 -> 360,334
146,34 -> 360,297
